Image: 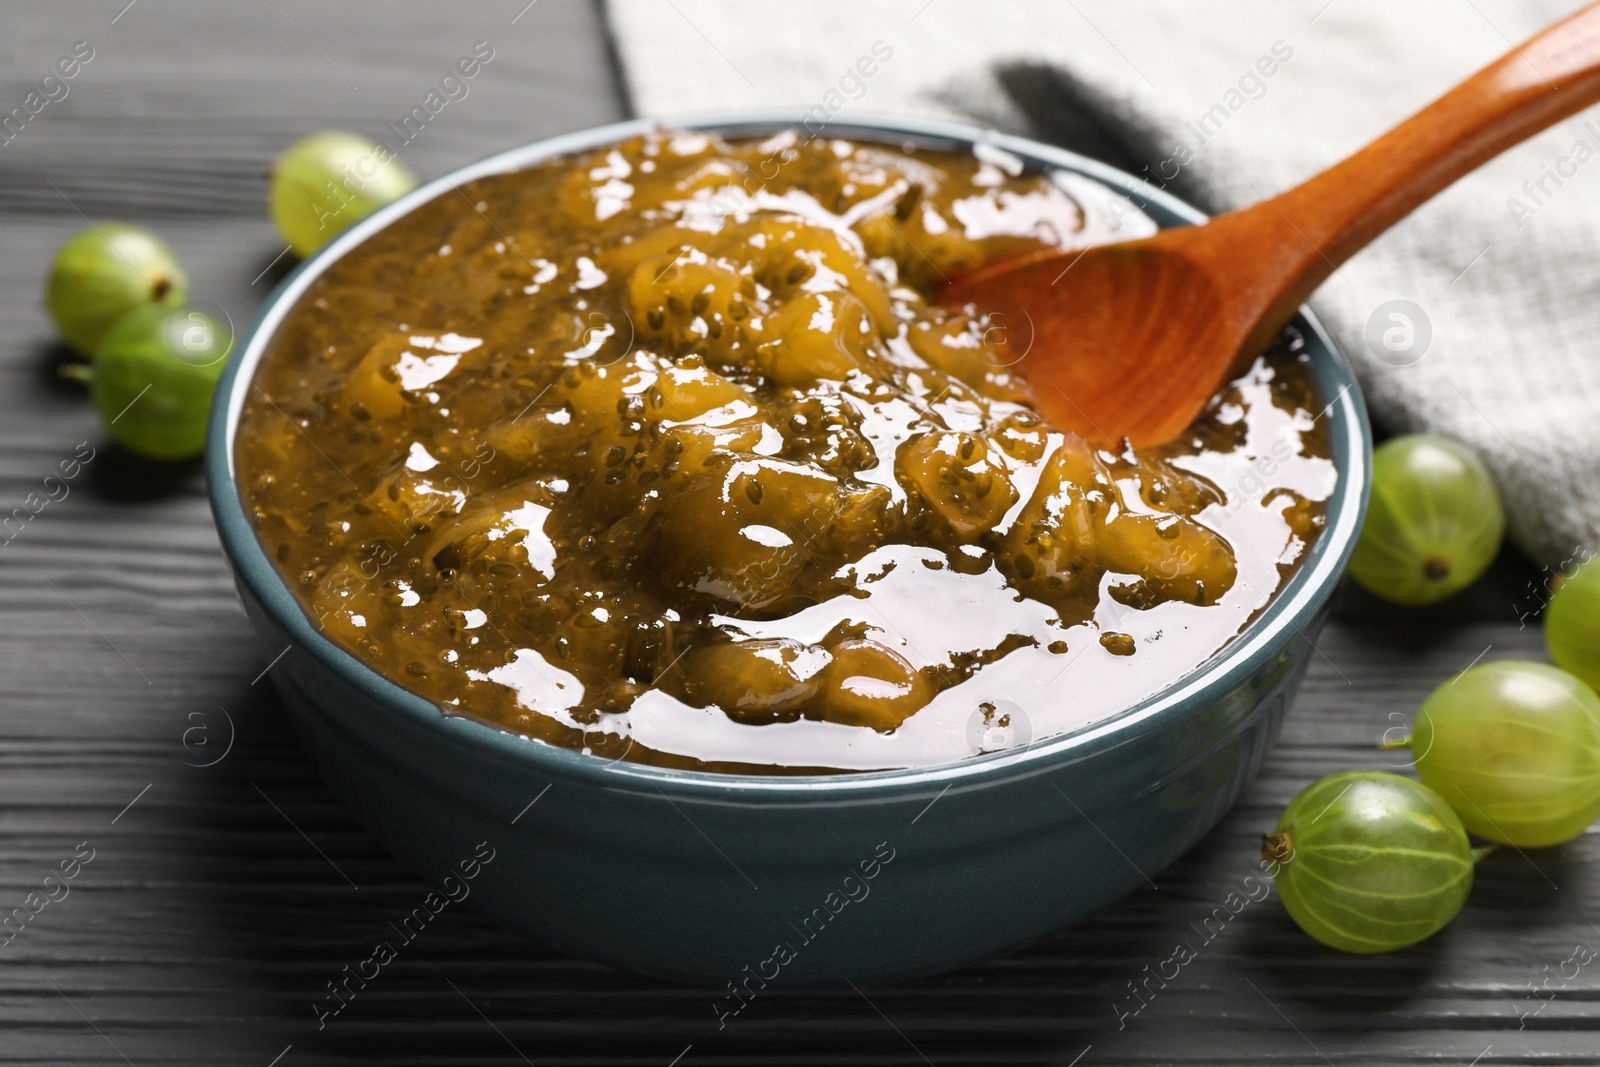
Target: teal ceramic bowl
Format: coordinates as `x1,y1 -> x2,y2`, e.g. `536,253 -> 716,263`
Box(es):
207,112 -> 1371,987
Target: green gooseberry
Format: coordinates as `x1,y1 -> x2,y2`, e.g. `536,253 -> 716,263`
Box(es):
1348,434 -> 1504,605
270,130 -> 418,258
1264,770 -> 1481,954
88,303 -> 232,460
1545,560 -> 1600,694
1409,660 -> 1600,847
46,223 -> 188,356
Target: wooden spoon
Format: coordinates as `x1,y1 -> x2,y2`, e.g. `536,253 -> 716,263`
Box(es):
942,2 -> 1600,446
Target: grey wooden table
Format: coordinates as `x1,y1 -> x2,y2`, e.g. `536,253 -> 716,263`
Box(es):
0,2 -> 1591,1064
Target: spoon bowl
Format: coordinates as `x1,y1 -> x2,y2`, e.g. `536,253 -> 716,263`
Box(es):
944,234 -> 1233,446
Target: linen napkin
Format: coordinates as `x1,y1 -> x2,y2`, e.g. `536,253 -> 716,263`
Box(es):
604,0 -> 1600,569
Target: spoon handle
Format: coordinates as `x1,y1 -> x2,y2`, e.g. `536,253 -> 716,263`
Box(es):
1233,1 -> 1600,324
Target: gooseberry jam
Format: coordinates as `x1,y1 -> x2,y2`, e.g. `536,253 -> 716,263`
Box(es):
236,129 -> 1336,773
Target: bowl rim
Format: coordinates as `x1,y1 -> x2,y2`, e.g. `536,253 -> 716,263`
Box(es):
207,109 -> 1371,800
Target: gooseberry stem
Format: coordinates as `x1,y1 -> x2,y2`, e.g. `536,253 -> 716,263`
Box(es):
1260,831 -> 1294,864
57,362 -> 93,383
1471,844 -> 1498,864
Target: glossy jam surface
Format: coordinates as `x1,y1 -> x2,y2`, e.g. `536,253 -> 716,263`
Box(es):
236,130 -> 1335,773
